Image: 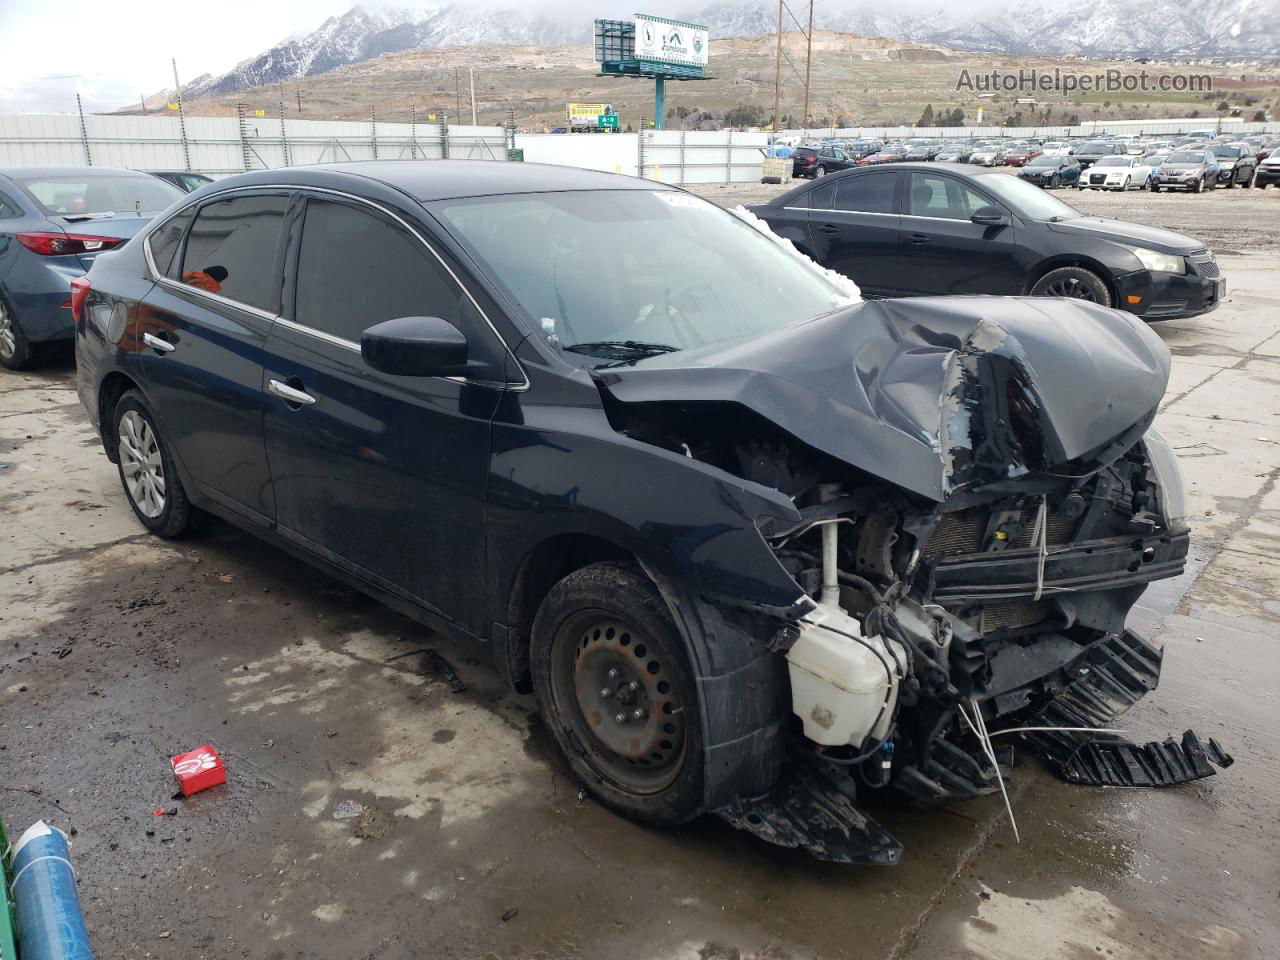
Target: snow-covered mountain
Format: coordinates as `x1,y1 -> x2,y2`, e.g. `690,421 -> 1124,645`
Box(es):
185,1 -> 1280,98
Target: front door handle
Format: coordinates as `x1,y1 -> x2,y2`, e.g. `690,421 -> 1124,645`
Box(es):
908,233 -> 931,245
143,332 -> 175,353
268,379 -> 316,407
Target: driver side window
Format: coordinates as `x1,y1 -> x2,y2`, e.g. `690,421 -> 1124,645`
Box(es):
908,173 -> 991,221
293,198 -> 474,348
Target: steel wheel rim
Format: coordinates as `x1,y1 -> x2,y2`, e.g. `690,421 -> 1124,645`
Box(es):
0,303 -> 14,360
1041,276 -> 1099,302
551,611 -> 687,794
118,410 -> 166,518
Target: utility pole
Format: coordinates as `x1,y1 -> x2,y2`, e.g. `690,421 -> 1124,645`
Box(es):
469,67 -> 477,126
454,67 -> 461,117
296,83 -> 302,114
172,58 -> 191,172
771,0 -> 783,133
802,0 -> 814,129
140,95 -> 148,115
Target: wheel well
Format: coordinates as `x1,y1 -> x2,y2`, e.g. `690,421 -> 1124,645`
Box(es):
505,533 -> 635,693
1026,260 -> 1118,305
98,372 -> 141,462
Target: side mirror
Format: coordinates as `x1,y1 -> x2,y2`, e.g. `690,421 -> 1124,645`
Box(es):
361,315 -> 469,377
970,205 -> 1008,226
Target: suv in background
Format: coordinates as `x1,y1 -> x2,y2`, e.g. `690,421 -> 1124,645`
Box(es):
1206,143 -> 1258,188
793,145 -> 856,178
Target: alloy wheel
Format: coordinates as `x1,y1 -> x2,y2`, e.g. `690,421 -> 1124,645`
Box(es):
118,410 -> 166,518
1041,277 -> 1101,302
553,612 -> 687,794
0,302 -> 14,361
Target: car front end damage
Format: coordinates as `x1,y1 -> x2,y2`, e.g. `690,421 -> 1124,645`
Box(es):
594,295 -> 1231,864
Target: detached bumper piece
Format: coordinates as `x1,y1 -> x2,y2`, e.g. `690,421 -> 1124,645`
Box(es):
1047,730 -> 1234,787
1023,629 -> 1233,787
715,763 -> 903,865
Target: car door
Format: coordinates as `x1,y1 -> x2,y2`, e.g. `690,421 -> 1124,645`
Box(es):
804,171 -> 903,296
899,171 -> 1024,296
137,191 -> 289,525
260,192 -> 512,635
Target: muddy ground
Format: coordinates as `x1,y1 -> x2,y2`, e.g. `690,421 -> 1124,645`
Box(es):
2,191 -> 1279,959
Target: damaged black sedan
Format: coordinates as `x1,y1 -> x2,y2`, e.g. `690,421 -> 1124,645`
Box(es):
75,162 -> 1225,865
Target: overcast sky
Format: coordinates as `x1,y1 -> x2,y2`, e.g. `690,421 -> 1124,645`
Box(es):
0,0 -> 921,114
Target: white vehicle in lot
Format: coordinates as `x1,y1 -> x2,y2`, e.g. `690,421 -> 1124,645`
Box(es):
1040,140 -> 1074,156
1079,155 -> 1155,191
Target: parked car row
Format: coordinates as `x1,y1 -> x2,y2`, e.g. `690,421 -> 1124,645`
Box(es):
786,131 -> 1280,187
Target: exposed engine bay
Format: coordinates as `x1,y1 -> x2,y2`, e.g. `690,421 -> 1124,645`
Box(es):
594,295 -> 1233,864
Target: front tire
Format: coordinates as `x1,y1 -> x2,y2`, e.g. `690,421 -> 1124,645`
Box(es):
0,295 -> 34,371
531,561 -> 704,825
1029,266 -> 1113,307
113,390 -> 200,537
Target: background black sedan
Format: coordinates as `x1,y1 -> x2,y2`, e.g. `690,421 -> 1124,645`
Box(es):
749,163 -> 1222,320
1017,155 -> 1082,188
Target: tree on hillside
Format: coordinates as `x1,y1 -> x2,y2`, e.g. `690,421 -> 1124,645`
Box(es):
1216,100 -> 1230,113
918,103 -> 934,126
723,103 -> 767,128
1253,110 -> 1267,122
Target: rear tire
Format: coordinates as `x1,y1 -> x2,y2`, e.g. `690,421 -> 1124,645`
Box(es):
0,295 -> 34,371
531,561 -> 705,825
814,166 -> 827,178
1029,266 -> 1113,307
112,390 -> 201,538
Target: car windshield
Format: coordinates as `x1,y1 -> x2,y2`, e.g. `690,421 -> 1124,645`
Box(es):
1094,157 -> 1130,167
17,174 -> 181,215
1080,142 -> 1110,152
1043,142 -> 1066,149
1167,152 -> 1204,163
436,190 -> 853,358
1209,145 -> 1241,158
979,174 -> 1081,221
1026,156 -> 1058,166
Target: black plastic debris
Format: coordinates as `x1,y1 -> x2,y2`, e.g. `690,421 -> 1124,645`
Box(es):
715,764 -> 903,865
1041,730 -> 1234,787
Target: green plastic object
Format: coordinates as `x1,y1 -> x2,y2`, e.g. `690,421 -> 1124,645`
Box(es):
0,817 -> 18,960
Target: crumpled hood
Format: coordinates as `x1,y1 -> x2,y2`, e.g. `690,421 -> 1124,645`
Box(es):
592,296 -> 1170,502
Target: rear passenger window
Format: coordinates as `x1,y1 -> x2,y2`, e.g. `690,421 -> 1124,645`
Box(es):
0,193 -> 18,219
834,174 -> 896,214
148,208 -> 195,278
808,182 -> 835,209
180,194 -> 288,312
292,198 -> 466,345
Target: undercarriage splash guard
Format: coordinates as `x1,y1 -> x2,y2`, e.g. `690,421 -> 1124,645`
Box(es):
1023,629 -> 1234,787
715,763 -> 903,865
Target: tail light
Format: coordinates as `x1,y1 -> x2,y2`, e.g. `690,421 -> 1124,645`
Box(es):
69,276 -> 91,323
17,232 -> 125,256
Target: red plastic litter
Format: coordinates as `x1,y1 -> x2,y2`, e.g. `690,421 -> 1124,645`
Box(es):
153,807 -> 166,817
171,745 -> 227,796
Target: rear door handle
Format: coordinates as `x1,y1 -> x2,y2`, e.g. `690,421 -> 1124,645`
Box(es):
143,332 -> 175,353
818,223 -> 840,234
268,379 -> 316,406
908,233 -> 931,245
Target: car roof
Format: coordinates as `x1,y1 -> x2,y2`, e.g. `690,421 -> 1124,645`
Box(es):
197,160 -> 670,203
0,165 -> 158,180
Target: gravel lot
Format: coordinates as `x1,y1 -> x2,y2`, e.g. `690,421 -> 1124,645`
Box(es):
2,189 -> 1278,960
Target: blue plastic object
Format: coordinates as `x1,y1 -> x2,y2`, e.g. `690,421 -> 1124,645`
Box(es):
10,821 -> 93,960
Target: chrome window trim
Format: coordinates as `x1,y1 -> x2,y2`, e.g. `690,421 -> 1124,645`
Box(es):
143,181 -> 529,391
787,207 -> 898,217
155,276 -> 279,322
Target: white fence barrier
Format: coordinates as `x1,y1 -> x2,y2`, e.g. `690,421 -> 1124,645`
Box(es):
0,113 -> 507,175
516,133 -> 639,176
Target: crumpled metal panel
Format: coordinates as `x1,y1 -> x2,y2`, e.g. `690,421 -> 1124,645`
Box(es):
594,295 -> 1170,502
